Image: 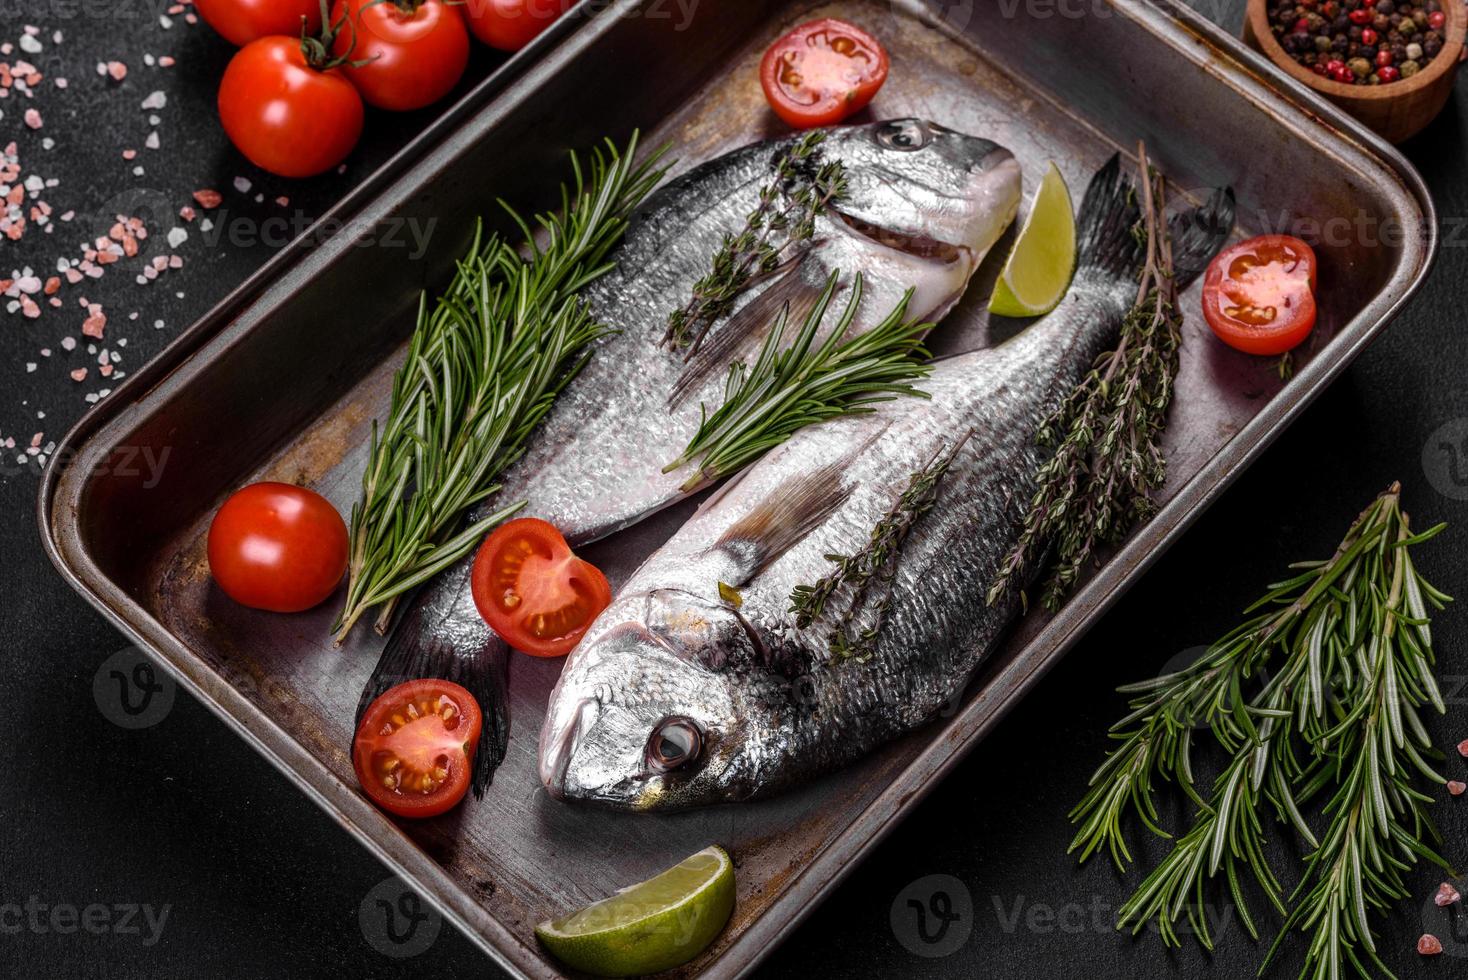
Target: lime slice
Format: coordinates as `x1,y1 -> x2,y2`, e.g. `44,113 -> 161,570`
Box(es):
988,162 -> 1077,318
536,845 -> 736,977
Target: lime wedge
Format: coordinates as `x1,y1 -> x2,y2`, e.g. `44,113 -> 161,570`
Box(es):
536,845 -> 736,977
988,162 -> 1077,318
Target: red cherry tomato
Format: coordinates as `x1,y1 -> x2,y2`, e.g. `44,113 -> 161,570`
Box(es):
470,518 -> 611,658
194,0 -> 323,47
207,483 -> 349,612
760,18 -> 890,129
331,0 -> 470,111
354,680 -> 482,819
1202,235 -> 1319,356
218,36 -> 365,178
462,0 -> 575,52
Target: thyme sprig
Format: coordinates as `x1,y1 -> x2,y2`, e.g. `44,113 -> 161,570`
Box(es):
1070,484 -> 1454,978
790,433 -> 969,659
988,143 -> 1183,612
663,131 -> 846,354
662,271 -> 931,493
334,135 -> 667,641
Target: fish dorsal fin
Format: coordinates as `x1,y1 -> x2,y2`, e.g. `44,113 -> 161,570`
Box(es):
669,253 -> 832,409
714,458 -> 852,583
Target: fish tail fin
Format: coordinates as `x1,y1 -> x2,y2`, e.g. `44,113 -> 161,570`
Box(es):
1074,154 -> 1145,279
1169,186 -> 1237,289
357,592 -> 511,799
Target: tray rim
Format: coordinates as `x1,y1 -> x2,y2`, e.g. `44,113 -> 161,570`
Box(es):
36,1 -> 1440,977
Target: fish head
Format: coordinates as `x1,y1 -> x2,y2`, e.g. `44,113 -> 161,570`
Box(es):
539,588 -> 777,810
822,119 -> 1022,273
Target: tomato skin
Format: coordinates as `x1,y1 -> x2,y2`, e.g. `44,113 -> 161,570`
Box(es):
1202,235 -> 1319,357
217,37 -> 365,178
207,483 -> 349,613
470,518 -> 612,658
760,18 -> 890,129
332,0 -> 470,111
462,0 -> 575,52
354,680 -> 482,819
195,0 -> 323,47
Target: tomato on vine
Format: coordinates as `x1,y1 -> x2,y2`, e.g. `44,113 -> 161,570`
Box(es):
332,0 -> 470,112
195,0 -> 323,47
463,0 -> 576,52
217,7 -> 367,178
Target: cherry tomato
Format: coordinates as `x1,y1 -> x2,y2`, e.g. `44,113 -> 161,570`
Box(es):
759,18 -> 890,129
331,0 -> 470,111
195,0 -> 323,47
470,518 -> 611,658
218,36 -> 365,178
207,483 -> 349,612
354,680 -> 482,819
1202,235 -> 1319,357
462,0 -> 575,52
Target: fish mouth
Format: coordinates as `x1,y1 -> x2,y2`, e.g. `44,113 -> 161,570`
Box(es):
830,208 -> 969,264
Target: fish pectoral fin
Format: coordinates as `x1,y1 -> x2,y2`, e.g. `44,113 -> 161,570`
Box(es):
714,458 -> 853,582
669,252 -> 831,408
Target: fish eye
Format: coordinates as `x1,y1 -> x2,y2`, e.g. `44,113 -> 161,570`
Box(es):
645,717 -> 703,773
875,120 -> 930,152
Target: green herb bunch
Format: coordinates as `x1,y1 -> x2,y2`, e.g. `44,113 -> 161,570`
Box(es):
790,433 -> 969,660
663,270 -> 931,492
663,131 -> 847,354
1070,484 -> 1455,979
988,144 -> 1182,613
335,135 -> 667,640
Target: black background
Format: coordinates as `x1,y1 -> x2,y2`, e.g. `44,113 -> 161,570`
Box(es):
3,1 -> 1468,977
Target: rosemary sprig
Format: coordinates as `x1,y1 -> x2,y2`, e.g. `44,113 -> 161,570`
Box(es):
1071,484 -> 1453,978
663,131 -> 846,354
790,433 -> 969,659
988,143 -> 1182,612
334,135 -> 668,641
662,271 -> 932,493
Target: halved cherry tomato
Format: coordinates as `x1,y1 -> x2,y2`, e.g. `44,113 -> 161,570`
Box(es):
195,0 -> 323,47
462,0 -> 575,52
332,0 -> 470,112
470,518 -> 611,658
217,36 -> 365,178
1202,235 -> 1319,356
207,482 -> 349,612
759,18 -> 890,129
354,680 -> 482,819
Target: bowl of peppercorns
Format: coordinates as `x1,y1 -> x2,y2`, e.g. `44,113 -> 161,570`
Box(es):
1245,0 -> 1465,142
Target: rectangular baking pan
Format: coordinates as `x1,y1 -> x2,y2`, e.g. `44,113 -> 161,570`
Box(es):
39,1 -> 1437,977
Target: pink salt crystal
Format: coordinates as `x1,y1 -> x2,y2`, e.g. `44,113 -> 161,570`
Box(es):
179,205 -> 196,222
1459,739 -> 1468,758
69,368 -> 86,382
192,189 -> 222,209
159,56 -> 175,67
99,363 -> 113,377
20,295 -> 39,318
1418,934 -> 1443,956
81,307 -> 105,339
1449,780 -> 1466,796
106,61 -> 126,81
122,149 -> 137,160
42,276 -> 58,295
1436,883 -> 1462,908
23,108 -> 40,129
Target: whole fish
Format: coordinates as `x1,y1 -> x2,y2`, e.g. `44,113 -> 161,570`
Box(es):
539,158 -> 1235,809
360,120 -> 1023,789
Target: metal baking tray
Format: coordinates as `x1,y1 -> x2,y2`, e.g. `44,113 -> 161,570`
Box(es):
39,1 -> 1436,976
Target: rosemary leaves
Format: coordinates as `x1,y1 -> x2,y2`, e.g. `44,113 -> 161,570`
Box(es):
1071,483 -> 1454,978
334,136 -> 668,641
663,131 -> 847,354
662,270 -> 931,493
790,433 -> 969,660
988,143 -> 1183,612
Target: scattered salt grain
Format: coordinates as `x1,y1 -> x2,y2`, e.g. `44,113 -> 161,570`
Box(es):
1435,883 -> 1461,908
140,90 -> 166,111
69,368 -> 86,382
145,132 -> 160,151
106,61 -> 127,81
192,189 -> 222,209
23,108 -> 41,129
233,176 -> 252,193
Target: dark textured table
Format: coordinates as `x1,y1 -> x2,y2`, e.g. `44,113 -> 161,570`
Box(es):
3,2 -> 1467,978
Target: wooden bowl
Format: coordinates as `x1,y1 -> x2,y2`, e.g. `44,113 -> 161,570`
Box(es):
1243,0 -> 1466,143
